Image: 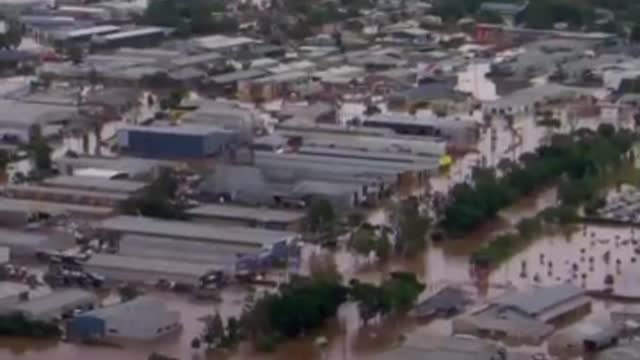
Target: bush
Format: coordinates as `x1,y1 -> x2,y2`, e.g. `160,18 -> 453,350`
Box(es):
516,217 -> 543,239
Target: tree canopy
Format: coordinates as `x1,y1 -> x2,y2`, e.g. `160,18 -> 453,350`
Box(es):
441,126 -> 635,235
119,169 -> 187,219
144,0 -> 237,36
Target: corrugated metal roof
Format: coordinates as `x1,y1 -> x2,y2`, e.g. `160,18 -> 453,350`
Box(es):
186,204 -> 305,223
0,197 -> 112,216
85,253 -> 224,274
493,284 -> 586,316
42,175 -> 148,194
4,184 -> 129,202
10,289 -> 96,318
99,216 -> 295,247
75,296 -> 170,322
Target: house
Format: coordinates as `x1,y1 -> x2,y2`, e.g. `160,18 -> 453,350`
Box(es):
387,78 -> 467,112
453,303 -> 555,343
453,284 -> 591,344
66,296 -> 181,341
277,102 -> 335,124
412,286 -> 472,319
550,322 -> 623,355
373,335 -> 507,360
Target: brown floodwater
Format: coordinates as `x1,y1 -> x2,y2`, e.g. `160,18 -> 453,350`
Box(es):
1,117 -> 636,359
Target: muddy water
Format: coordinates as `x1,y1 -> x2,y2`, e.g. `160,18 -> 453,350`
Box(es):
0,108 -> 634,358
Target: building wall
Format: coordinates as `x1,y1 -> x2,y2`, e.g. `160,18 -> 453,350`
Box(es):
120,129 -> 237,158
66,316 -> 106,340
104,309 -> 180,340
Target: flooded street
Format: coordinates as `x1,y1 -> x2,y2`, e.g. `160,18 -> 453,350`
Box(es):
0,70 -> 637,360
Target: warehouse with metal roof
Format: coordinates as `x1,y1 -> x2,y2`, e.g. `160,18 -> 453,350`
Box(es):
83,253 -> 222,286
42,175 -> 148,195
8,289 -> 97,320
99,215 -> 297,250
67,296 -> 181,341
186,204 -> 305,230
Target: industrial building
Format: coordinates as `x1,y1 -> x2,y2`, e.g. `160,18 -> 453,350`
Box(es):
253,149 -> 437,195
83,253 -> 223,286
0,99 -> 79,143
373,335 -> 506,360
362,113 -> 479,149
0,197 -> 113,225
98,215 -> 297,253
3,184 -> 129,207
274,125 -> 447,157
186,204 -> 306,231
0,229 -> 64,256
117,124 -> 242,159
56,155 -> 172,179
199,164 -> 371,210
117,234 -> 243,267
66,296 -> 181,341
0,282 -> 30,308
7,289 -> 97,321
92,27 -> 172,50
0,247 -> 8,266
41,175 -> 149,196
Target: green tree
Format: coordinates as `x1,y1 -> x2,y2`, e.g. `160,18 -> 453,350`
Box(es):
307,198 -> 335,233
68,46 -> 84,65
350,280 -> 391,325
516,217 -> 543,239
0,19 -> 23,49
350,227 -> 376,256
119,169 -> 186,219
383,272 -> 424,312
118,284 -> 141,302
202,312 -> 224,348
394,198 -> 430,254
475,9 -> 503,24
29,139 -> 52,171
375,232 -> 392,261
144,0 -> 181,28
308,252 -> 341,283
631,23 -> 640,43
222,316 -> 240,347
